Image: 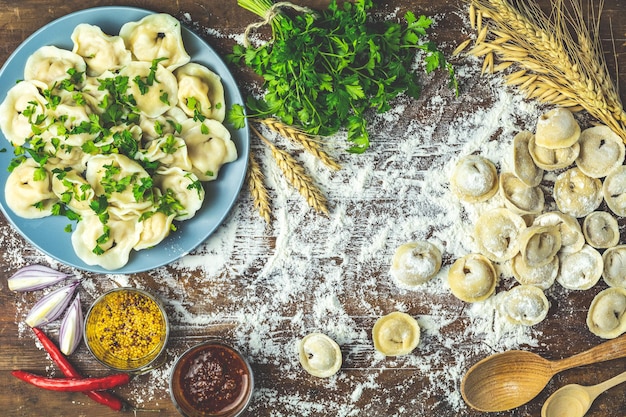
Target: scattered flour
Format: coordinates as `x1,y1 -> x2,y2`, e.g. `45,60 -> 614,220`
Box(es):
2,7 -> 568,417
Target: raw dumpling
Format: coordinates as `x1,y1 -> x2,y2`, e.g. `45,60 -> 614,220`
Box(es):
603,165 -> 626,216
499,172 -> 544,214
575,125 -> 625,178
71,23 -> 132,76
298,333 -> 342,378
586,287 -> 626,339
602,245 -> 626,288
372,312 -> 420,356
511,253 -> 558,290
181,119 -> 238,181
5,158 -> 57,218
119,61 -> 178,118
23,45 -> 86,87
518,225 -> 561,268
119,13 -> 190,71
0,80 -> 48,145
582,211 -> 620,249
389,241 -> 442,288
474,208 -> 527,262
553,167 -> 603,218
450,155 -> 498,203
556,245 -> 603,290
175,63 -> 226,122
528,134 -> 579,171
501,285 -> 550,326
534,107 -> 580,149
532,211 -> 585,254
448,253 -> 497,302
512,130 -> 543,187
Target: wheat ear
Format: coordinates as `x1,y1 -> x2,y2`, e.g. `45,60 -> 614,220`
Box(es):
466,0 -> 626,142
257,118 -> 341,171
251,126 -> 329,215
247,152 -> 271,223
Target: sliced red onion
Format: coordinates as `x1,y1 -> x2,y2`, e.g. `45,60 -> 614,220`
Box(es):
59,293 -> 83,356
8,264 -> 73,292
24,281 -> 80,328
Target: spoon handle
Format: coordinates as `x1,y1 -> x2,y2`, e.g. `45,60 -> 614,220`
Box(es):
586,370 -> 626,399
551,334 -> 626,373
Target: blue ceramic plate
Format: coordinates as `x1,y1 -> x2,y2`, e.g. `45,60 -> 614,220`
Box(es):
0,7 -> 249,274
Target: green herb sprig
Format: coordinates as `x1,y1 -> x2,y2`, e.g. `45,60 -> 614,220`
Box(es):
229,0 -> 457,153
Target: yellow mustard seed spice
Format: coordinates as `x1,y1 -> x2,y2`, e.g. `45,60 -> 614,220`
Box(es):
90,290 -> 166,363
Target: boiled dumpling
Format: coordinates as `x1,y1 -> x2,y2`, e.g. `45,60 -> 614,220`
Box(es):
474,208 -> 526,262
71,23 -> 132,76
372,312 -> 420,356
72,213 -> 142,270
499,172 -> 544,215
450,155 -> 498,203
153,167 -> 204,221
175,63 -> 226,122
553,167 -> 603,218
501,285 -> 550,326
512,130 -> 543,187
118,61 -> 178,118
518,225 -> 561,268
5,158 -> 57,218
298,333 -> 342,378
556,244 -> 603,290
532,211 -> 585,254
51,169 -> 95,216
0,80 -> 48,146
448,253 -> 497,302
534,107 -> 580,149
602,245 -> 626,288
603,165 -> 626,216
586,287 -> 626,339
582,211 -> 620,249
181,118 -> 238,181
389,241 -> 442,288
136,134 -> 193,172
575,125 -> 625,178
119,13 -> 190,71
528,134 -> 579,171
511,252 -> 558,290
23,45 -> 86,87
134,212 -> 175,251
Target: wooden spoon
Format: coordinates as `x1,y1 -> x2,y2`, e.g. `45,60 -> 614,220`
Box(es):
461,334 -> 626,412
541,370 -> 626,417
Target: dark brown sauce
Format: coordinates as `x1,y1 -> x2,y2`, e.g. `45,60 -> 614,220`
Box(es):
177,343 -> 251,415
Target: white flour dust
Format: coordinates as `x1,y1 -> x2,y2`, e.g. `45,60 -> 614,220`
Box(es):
1,8 -> 560,417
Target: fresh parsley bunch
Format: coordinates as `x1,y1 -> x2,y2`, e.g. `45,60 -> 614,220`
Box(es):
229,0 -> 457,153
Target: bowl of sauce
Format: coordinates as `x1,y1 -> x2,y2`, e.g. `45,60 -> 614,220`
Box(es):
83,287 -> 169,371
169,340 -> 254,417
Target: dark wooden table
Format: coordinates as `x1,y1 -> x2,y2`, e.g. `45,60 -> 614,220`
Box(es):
1,1 -> 626,416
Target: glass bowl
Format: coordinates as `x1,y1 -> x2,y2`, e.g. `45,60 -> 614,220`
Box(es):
169,340 -> 254,417
83,287 -> 169,371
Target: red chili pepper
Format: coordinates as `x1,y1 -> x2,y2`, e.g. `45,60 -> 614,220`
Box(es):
32,327 -> 125,411
11,370 -> 130,392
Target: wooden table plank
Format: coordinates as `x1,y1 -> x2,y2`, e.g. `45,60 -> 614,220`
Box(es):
1,1 -> 626,416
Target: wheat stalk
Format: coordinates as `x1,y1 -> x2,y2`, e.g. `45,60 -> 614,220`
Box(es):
464,0 -> 626,142
251,125 -> 329,215
256,117 -> 341,171
247,152 -> 272,223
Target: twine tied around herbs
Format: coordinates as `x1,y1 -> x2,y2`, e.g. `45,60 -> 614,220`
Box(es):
243,1 -> 316,47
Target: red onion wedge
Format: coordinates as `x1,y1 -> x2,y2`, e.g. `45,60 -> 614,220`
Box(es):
25,281 -> 80,328
59,293 -> 83,356
8,265 -> 73,292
